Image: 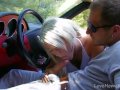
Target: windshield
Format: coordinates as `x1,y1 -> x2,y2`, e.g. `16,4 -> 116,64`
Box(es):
0,0 -> 82,19
0,0 -> 89,30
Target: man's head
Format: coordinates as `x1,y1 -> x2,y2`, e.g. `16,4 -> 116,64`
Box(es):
86,0 -> 120,46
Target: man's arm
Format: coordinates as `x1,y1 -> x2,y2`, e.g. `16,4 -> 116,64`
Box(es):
114,71 -> 120,90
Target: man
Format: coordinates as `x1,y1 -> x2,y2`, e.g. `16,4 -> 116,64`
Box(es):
62,0 -> 120,90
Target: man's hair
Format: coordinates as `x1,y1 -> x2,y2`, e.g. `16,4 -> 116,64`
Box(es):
39,17 -> 83,60
90,0 -> 120,25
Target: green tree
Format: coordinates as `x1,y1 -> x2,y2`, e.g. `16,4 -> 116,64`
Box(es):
0,0 -> 65,19
0,0 -> 88,28
0,0 -> 27,12
72,9 -> 89,29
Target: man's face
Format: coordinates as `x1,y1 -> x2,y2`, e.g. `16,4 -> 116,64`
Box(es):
86,9 -> 113,46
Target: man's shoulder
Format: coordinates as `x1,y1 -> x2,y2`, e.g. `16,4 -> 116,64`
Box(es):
110,41 -> 120,53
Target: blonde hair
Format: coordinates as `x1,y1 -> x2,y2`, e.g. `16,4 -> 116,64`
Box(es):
39,17 -> 83,60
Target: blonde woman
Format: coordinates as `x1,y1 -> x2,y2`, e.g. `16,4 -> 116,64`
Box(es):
38,17 -> 104,82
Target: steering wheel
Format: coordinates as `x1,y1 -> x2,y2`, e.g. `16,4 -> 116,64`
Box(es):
17,9 -> 49,70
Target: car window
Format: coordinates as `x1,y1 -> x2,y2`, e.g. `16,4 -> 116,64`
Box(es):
0,0 -> 82,18
72,9 -> 90,30
57,0 -> 83,16
0,0 -> 88,30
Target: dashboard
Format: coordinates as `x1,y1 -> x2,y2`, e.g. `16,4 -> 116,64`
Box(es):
0,12 -> 36,78
0,12 -> 28,37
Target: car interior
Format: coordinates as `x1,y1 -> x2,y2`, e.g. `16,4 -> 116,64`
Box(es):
0,0 -> 91,79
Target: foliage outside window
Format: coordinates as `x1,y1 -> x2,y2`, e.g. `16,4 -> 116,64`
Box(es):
0,0 -> 89,29
72,9 -> 90,29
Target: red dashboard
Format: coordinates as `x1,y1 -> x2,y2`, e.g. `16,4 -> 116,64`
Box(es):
0,12 -> 36,78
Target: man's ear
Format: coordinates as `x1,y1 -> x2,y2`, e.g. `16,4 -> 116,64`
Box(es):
113,25 -> 120,34
112,25 -> 120,35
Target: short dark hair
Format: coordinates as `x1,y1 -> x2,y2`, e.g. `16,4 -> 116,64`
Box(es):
90,0 -> 120,25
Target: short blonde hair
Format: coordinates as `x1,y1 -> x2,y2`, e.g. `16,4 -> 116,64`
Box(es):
39,17 -> 83,60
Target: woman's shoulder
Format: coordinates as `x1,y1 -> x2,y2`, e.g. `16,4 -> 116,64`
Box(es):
80,34 -> 104,58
